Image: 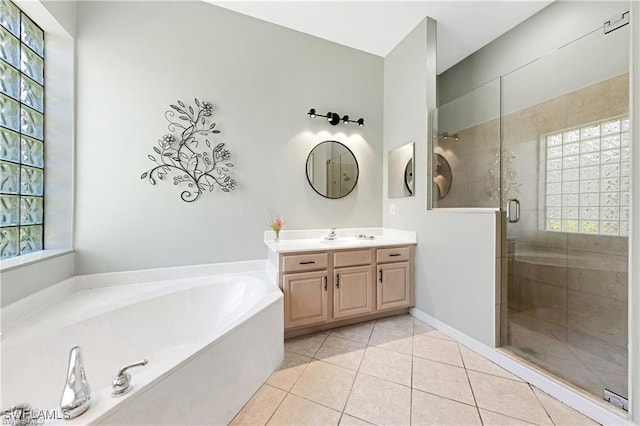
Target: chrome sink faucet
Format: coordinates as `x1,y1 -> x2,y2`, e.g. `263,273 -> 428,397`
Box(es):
60,346 -> 91,419
325,228 -> 337,240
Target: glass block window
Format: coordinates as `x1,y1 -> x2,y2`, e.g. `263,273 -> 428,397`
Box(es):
544,117 -> 630,236
0,0 -> 44,258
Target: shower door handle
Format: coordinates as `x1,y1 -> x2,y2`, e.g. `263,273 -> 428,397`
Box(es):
506,199 -> 520,223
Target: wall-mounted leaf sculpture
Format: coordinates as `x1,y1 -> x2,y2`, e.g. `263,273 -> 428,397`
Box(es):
141,98 -> 237,202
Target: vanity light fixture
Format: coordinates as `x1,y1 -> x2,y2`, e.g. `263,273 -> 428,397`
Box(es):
307,108 -> 365,127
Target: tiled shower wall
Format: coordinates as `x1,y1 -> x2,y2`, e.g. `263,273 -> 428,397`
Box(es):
437,74 -> 629,399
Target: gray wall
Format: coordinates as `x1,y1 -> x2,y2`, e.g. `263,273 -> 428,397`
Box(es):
74,1 -> 383,274
383,18 -> 498,347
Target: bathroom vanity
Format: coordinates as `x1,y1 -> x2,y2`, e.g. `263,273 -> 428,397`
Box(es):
265,229 -> 416,337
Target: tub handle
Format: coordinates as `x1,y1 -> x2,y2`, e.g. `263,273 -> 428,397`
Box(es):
112,359 -> 148,398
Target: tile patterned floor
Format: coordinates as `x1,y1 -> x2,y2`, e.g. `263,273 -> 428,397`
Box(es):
230,314 -> 600,425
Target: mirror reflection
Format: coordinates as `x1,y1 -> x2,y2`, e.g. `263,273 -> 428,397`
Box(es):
433,153 -> 452,200
306,140 -> 358,199
388,142 -> 415,198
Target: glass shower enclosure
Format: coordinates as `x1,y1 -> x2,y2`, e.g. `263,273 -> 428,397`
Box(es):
430,11 -> 631,412
501,20 -> 630,409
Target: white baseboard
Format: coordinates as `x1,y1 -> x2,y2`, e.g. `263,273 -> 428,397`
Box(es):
410,308 -> 631,426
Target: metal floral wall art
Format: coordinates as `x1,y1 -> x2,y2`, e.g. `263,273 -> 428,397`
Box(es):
141,98 -> 237,202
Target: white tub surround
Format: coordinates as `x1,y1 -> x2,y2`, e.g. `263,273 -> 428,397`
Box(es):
266,228 -> 417,337
1,260 -> 283,425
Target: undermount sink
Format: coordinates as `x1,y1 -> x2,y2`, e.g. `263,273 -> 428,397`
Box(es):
318,238 -> 370,245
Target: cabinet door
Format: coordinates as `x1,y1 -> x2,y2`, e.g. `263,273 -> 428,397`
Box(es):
333,266 -> 373,319
377,262 -> 410,311
283,271 -> 328,329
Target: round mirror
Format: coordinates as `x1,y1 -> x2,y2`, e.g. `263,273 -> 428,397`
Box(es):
306,140 -> 359,199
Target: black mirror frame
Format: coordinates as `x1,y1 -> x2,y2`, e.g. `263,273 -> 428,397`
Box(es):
305,140 -> 359,199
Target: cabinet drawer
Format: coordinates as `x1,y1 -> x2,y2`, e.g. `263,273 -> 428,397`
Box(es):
376,246 -> 410,263
334,249 -> 372,268
282,252 -> 328,273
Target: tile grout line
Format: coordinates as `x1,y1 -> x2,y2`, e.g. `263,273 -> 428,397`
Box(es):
262,385 -> 289,426
338,319 -> 379,425
409,323 -> 414,425
529,383 -> 558,426
458,341 -> 484,425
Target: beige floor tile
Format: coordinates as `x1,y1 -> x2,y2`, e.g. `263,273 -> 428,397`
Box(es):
467,371 -> 553,425
459,345 -> 523,381
230,385 -> 287,426
411,389 -> 482,425
368,323 -> 413,355
285,332 -> 328,357
413,334 -> 463,367
412,357 -> 475,405
533,387 -> 599,425
413,318 -> 454,341
266,352 -> 311,391
479,409 -> 535,425
330,321 -> 375,344
291,360 -> 356,411
374,314 -> 414,333
359,346 -> 412,386
338,414 -> 373,425
344,373 -> 411,425
267,393 -> 341,426
314,335 -> 367,371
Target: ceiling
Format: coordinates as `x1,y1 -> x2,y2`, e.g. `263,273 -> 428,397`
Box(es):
208,1 -> 553,74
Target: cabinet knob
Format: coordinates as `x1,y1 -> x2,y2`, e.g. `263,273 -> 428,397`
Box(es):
379,269 -> 383,283
336,273 -> 340,288
324,275 -> 327,291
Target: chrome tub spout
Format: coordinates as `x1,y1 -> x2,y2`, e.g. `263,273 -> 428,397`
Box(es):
60,346 -> 91,419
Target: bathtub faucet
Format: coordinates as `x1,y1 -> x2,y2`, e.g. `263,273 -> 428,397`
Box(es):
111,359 -> 148,397
60,346 -> 91,419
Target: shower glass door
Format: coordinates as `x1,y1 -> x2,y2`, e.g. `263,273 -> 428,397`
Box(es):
501,21 -> 630,409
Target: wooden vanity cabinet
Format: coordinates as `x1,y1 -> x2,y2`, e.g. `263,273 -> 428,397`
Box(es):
333,249 -> 374,319
281,252 -> 329,329
279,245 -> 414,333
376,247 -> 412,311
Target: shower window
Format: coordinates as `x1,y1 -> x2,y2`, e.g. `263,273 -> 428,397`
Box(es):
544,116 -> 630,236
0,0 -> 45,258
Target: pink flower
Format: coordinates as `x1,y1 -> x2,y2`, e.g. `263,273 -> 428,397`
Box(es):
271,216 -> 283,232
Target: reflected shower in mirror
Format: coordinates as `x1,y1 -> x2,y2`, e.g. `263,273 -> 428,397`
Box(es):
388,142 -> 414,198
306,140 -> 358,199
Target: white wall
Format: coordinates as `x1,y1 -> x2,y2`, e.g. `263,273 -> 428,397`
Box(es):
383,18 -> 497,346
74,1 -> 383,274
2,0 -> 76,307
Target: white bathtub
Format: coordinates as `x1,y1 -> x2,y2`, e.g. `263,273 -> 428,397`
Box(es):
1,260 -> 284,425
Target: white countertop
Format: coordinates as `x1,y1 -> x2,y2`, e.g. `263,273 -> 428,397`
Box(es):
264,228 -> 417,254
